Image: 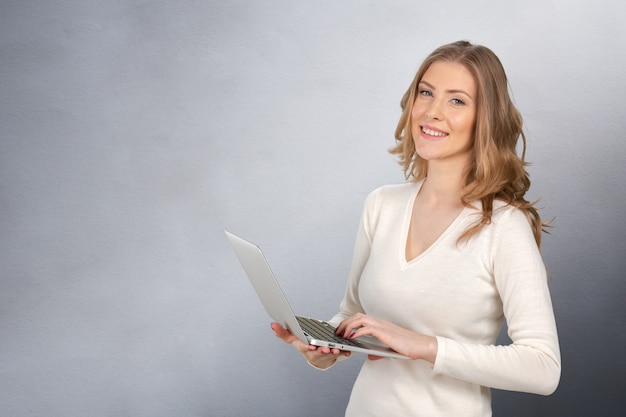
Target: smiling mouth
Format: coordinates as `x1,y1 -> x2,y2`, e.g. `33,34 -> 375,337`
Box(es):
421,127 -> 448,137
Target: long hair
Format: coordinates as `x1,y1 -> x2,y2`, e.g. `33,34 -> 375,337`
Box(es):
389,41 -> 549,247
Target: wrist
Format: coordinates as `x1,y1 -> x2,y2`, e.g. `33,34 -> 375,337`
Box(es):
423,336 -> 438,364
410,334 -> 438,364
307,358 -> 336,370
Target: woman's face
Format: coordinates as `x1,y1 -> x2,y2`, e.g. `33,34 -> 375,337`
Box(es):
410,61 -> 477,168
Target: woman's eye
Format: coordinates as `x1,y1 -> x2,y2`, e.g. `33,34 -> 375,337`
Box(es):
451,98 -> 465,105
418,89 -> 432,97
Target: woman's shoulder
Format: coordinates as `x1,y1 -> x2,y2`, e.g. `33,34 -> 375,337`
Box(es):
490,199 -> 533,228
366,181 -> 422,202
360,181 -> 421,219
359,182 -> 421,233
463,200 -> 532,236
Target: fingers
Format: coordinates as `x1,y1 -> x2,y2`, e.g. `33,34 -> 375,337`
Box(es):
334,315 -> 356,336
271,323 -> 309,352
272,323 -> 350,358
317,346 -> 346,356
309,345 -> 338,355
271,322 -> 298,344
335,313 -> 370,338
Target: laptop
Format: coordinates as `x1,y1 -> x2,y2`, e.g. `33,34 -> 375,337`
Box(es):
225,230 -> 410,359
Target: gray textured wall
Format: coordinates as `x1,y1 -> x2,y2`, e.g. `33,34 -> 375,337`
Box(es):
1,1 -> 625,416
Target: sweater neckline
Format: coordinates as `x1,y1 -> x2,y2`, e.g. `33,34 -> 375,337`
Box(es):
400,180 -> 470,267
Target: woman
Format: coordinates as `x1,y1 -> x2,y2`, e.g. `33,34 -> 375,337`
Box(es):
272,40 -> 560,416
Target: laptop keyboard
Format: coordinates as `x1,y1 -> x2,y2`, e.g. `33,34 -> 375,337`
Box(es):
296,316 -> 365,347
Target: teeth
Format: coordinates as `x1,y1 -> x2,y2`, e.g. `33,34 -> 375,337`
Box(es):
422,127 -> 447,137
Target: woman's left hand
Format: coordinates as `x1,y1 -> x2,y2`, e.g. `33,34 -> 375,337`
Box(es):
335,313 -> 438,364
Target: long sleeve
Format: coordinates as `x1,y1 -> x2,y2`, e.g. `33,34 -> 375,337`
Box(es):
328,189 -> 380,327
432,207 -> 561,394
325,183 -> 561,416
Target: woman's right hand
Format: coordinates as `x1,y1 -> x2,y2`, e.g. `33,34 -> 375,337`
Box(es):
271,322 -> 351,369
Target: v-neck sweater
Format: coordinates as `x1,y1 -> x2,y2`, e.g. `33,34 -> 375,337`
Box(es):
329,181 -> 561,417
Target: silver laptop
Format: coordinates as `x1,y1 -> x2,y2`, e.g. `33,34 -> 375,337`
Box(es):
225,230 -> 410,359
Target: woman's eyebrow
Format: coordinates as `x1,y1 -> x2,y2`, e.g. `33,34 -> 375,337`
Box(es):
418,80 -> 473,99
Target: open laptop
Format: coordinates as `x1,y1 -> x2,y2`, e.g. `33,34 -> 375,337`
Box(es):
225,230 -> 410,359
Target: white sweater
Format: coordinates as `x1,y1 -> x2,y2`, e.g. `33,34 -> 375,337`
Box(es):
329,181 -> 560,417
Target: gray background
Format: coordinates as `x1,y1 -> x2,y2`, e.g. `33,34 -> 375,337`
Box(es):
1,0 -> 625,416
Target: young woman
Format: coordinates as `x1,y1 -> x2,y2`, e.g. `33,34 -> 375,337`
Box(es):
272,40 -> 561,416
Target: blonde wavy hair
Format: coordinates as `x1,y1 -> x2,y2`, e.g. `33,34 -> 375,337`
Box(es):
390,41 -> 549,248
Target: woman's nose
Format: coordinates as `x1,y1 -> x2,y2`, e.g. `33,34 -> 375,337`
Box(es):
426,100 -> 444,120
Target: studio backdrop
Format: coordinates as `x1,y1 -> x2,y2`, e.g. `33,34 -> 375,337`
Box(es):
1,1 -> 625,416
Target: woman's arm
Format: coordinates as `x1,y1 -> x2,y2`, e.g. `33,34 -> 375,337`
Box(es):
432,208 -> 561,395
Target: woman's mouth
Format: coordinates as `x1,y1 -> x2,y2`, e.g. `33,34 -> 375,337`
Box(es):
421,126 -> 448,138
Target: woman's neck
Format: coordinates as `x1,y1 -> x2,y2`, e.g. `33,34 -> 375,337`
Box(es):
420,161 -> 468,205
